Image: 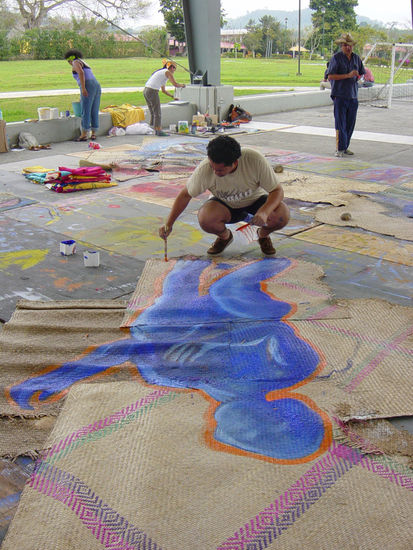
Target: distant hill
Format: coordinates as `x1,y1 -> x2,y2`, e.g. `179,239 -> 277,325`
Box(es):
223,8 -> 385,29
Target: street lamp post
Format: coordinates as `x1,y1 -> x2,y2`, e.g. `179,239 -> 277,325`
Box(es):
283,17 -> 288,54
321,7 -> 325,59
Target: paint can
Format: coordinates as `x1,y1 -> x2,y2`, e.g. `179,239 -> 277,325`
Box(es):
178,120 -> 189,133
83,250 -> 100,267
60,239 -> 76,255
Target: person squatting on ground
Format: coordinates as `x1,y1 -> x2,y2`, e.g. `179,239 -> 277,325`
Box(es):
327,33 -> 365,157
143,59 -> 186,136
64,49 -> 101,142
159,135 -> 290,256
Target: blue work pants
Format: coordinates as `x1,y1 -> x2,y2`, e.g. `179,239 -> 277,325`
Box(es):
333,97 -> 358,152
80,79 -> 101,131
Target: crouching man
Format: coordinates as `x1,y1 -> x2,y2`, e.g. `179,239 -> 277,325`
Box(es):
159,135 -> 289,255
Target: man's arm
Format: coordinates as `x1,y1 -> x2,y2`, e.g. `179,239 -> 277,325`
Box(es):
251,186 -> 284,227
328,69 -> 359,81
159,187 -> 192,239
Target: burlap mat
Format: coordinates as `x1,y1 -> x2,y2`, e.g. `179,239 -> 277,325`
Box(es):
279,169 -> 388,206
295,297 -> 413,419
314,195 -> 413,241
3,382 -> 412,549
121,257 -> 350,327
0,299 -> 127,456
294,224 -> 413,266
0,416 -> 56,459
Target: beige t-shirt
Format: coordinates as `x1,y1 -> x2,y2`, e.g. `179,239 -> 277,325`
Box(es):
186,148 -> 278,208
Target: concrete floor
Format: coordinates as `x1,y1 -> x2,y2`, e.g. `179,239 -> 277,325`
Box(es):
2,99 -> 412,312
0,98 -> 412,543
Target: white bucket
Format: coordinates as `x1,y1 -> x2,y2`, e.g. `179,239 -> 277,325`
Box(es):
60,239 -> 76,256
50,107 -> 59,119
83,251 -> 100,267
37,107 -> 51,121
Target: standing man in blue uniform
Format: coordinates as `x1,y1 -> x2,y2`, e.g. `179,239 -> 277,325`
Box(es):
327,33 -> 365,157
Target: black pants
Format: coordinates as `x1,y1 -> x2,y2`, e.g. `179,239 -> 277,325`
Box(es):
207,195 -> 268,224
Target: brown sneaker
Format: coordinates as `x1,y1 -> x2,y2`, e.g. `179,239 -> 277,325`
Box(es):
207,230 -> 233,255
258,231 -> 276,255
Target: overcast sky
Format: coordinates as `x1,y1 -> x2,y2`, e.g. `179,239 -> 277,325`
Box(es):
144,0 -> 412,29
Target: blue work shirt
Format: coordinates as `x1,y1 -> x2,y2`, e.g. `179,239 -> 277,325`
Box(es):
328,51 -> 365,99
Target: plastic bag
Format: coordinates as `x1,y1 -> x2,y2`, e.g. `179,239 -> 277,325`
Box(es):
18,132 -> 39,149
125,122 -> 154,135
108,127 -> 126,136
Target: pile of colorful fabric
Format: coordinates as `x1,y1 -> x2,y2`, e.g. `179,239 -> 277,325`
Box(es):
22,165 -> 117,193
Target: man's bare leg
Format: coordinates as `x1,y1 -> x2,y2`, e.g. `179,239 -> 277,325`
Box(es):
198,201 -> 231,238
257,202 -> 290,238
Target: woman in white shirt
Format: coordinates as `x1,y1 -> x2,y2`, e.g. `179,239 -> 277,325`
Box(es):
143,60 -> 186,136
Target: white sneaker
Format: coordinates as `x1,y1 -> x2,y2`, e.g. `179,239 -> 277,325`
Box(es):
335,150 -> 344,157
344,149 -> 354,155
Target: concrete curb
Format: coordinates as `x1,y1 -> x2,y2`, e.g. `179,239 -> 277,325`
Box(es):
4,85 -> 394,146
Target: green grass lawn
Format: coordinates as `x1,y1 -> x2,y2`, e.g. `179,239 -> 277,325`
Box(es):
0,57 -> 326,122
0,57 -> 323,90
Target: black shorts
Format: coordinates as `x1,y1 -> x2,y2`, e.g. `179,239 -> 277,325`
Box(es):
207,195 -> 268,224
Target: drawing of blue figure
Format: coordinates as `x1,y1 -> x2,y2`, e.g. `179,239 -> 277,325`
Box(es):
9,258 -> 329,462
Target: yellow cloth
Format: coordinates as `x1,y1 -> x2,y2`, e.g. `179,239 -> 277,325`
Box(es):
22,166 -> 54,174
51,181 -> 118,192
101,104 -> 145,128
62,181 -> 117,191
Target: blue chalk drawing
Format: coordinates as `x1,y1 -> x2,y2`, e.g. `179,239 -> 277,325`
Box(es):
8,259 -> 330,462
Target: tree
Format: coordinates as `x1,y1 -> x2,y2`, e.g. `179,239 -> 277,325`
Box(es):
309,0 -> 357,56
0,0 -> 23,33
259,15 -> 280,57
397,29 -> 413,42
139,26 -> 168,57
243,19 -> 263,57
352,24 -> 387,53
243,15 -> 290,57
159,0 -> 226,44
12,0 -> 150,30
304,27 -> 321,58
45,13 -> 111,33
159,0 -> 185,42
233,41 -> 240,58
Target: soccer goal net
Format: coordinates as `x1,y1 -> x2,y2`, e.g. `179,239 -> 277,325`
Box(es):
361,42 -> 413,108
